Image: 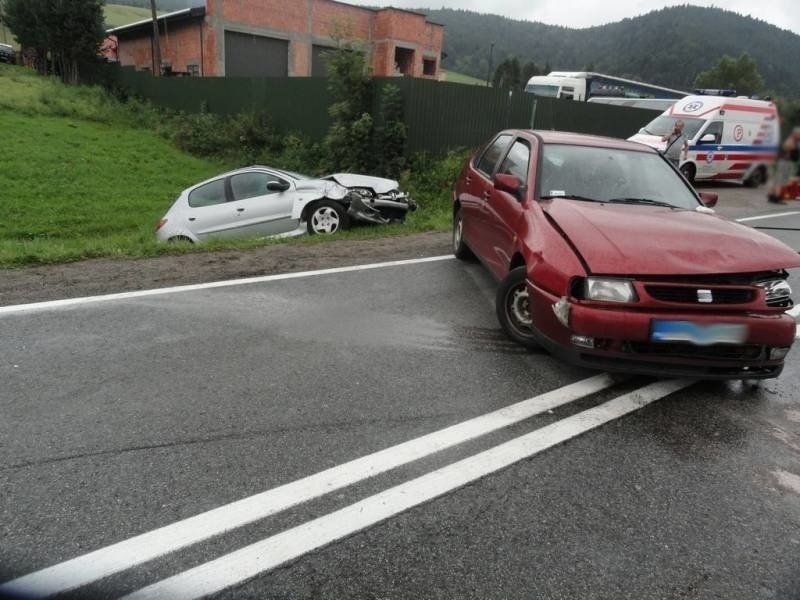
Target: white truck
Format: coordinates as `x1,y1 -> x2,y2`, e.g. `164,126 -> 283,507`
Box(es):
629,94 -> 780,186
525,71 -> 687,103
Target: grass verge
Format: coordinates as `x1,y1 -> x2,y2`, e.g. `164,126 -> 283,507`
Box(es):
0,64 -> 465,268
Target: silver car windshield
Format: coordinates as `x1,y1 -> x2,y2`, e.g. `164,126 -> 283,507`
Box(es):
539,144 -> 700,210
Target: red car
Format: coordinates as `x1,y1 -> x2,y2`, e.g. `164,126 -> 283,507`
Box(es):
453,130 -> 800,379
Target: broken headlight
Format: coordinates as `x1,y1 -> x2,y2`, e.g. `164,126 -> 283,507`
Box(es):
756,279 -> 793,308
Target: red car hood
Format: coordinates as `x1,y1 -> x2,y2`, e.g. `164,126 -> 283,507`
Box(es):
543,200 -> 800,275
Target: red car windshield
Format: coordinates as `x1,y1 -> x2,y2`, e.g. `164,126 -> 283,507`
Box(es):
539,144 -> 700,210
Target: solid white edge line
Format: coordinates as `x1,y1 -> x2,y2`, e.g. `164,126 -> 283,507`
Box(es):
122,379 -> 693,600
735,211 -> 800,223
0,374 -> 619,598
0,255 -> 455,316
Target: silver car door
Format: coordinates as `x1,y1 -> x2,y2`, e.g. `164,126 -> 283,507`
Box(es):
229,171 -> 298,237
184,177 -> 241,241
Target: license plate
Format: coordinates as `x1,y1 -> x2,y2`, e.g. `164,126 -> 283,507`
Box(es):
651,320 -> 748,346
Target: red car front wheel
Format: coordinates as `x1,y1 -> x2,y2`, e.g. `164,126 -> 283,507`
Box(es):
496,266 -> 540,349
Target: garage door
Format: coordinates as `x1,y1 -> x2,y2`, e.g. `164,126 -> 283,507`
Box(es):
224,31 -> 288,77
311,44 -> 332,77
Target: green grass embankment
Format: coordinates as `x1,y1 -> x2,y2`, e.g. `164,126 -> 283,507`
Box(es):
0,64 -> 460,268
0,65 -> 226,266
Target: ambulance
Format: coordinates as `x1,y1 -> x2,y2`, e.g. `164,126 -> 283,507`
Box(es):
628,94 -> 780,186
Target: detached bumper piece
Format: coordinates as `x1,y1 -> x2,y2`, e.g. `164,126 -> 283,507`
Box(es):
346,191 -> 417,225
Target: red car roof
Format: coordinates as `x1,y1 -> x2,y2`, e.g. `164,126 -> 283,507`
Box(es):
504,129 -> 656,153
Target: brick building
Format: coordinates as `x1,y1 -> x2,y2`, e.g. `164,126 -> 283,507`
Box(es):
107,0 -> 444,79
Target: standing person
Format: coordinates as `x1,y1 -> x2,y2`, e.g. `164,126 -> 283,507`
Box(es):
661,120 -> 690,169
769,127 -> 800,203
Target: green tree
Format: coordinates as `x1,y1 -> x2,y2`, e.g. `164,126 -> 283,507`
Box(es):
493,57 -> 522,89
322,35 -> 406,177
323,38 -> 375,173
693,52 -> 765,96
374,84 -> 407,178
521,61 -> 543,86
2,0 -> 105,83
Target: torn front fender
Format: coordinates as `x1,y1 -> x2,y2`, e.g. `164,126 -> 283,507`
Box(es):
346,194 -> 390,225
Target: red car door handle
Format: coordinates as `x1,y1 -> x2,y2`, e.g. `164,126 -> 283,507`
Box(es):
482,191 -> 491,200
466,176 -> 472,184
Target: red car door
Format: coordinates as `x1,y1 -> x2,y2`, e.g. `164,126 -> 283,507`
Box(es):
464,134 -> 514,263
483,137 -> 533,277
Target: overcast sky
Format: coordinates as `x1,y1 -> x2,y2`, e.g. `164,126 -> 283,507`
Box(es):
347,1 -> 799,34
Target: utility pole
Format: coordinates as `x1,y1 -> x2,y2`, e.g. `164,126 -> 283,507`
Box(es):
150,0 -> 161,75
486,42 -> 495,87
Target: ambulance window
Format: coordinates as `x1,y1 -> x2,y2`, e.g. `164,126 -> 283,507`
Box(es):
701,121 -> 723,144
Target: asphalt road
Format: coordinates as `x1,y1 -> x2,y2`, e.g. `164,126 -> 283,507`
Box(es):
1,187 -> 800,600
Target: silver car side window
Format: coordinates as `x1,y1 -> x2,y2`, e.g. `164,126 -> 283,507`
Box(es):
188,179 -> 226,208
231,172 -> 287,201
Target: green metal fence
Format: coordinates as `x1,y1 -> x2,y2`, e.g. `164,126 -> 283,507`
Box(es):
117,67 -> 661,155
119,67 -> 333,141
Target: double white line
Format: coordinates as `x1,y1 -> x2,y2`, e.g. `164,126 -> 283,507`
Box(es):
1,375 -> 691,599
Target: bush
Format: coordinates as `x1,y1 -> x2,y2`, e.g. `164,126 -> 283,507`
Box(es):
167,109 -> 228,157
404,149 -> 472,225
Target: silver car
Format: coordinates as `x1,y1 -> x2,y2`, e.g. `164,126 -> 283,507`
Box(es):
155,166 -> 417,243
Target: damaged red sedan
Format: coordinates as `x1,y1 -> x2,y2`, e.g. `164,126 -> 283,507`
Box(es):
453,130 -> 800,379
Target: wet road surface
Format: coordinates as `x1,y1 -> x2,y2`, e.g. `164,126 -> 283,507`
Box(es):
1,188 -> 799,599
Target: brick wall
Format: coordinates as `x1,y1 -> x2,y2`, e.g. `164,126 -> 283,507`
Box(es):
117,20 -> 207,75
114,0 -> 443,79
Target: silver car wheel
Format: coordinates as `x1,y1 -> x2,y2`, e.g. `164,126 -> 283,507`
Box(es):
453,217 -> 463,252
311,206 -> 341,234
508,285 -> 532,329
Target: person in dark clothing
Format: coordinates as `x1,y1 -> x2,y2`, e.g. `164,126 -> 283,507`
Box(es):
769,127 -> 800,203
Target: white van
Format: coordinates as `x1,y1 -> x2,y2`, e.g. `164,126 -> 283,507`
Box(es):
628,94 -> 780,186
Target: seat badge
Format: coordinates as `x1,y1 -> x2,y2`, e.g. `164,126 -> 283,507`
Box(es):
697,289 -> 713,303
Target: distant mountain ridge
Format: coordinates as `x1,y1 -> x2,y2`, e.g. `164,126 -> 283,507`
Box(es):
426,6 -> 800,96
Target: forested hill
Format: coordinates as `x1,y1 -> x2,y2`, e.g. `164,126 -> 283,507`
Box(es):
429,5 -> 800,96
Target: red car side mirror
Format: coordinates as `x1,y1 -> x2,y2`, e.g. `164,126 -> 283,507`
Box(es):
698,191 -> 718,208
494,173 -> 523,197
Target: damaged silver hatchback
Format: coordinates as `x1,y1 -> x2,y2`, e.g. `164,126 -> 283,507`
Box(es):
155,166 -> 417,243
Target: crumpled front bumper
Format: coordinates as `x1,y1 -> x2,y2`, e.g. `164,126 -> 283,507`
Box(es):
346,192 -> 418,225
529,280 -> 795,380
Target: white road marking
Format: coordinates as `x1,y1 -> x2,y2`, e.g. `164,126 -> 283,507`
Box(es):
123,379 -> 692,600
735,211 -> 800,223
0,255 -> 455,316
0,374 -> 618,598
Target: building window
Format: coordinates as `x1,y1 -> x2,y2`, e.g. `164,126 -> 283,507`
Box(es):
187,64 -> 200,76
423,58 -> 436,76
394,47 -> 415,76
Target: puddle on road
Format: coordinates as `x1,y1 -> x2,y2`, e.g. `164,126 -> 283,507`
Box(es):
288,312 -> 529,354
